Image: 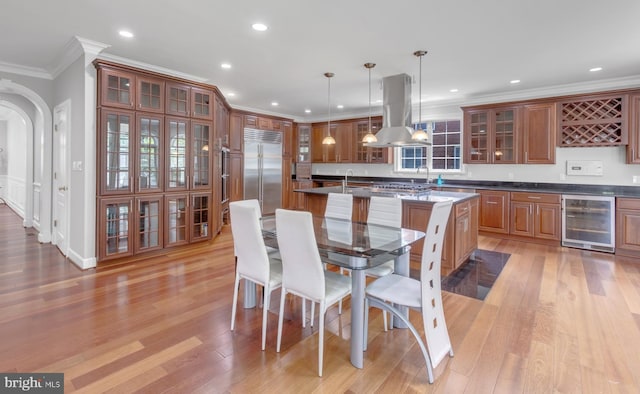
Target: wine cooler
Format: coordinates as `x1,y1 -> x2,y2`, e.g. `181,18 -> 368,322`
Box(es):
562,195 -> 615,253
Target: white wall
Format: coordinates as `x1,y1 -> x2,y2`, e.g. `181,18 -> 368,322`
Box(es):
53,55 -> 97,269
6,110 -> 27,214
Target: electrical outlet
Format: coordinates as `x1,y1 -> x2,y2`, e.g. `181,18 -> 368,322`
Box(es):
508,172 -> 514,180
633,175 -> 640,184
559,173 -> 566,181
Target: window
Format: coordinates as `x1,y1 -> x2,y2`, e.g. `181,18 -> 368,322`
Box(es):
395,119 -> 461,172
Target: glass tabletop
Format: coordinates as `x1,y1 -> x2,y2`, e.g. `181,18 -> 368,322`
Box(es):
261,215 -> 425,270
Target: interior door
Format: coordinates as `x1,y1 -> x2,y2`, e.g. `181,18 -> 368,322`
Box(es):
52,101 -> 69,255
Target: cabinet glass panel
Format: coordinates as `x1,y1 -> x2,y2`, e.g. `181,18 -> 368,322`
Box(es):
297,125 -> 311,162
168,86 -> 189,114
168,119 -> 188,189
137,199 -> 161,250
105,113 -> 131,192
193,91 -> 211,117
139,81 -> 162,111
192,122 -> 211,188
191,194 -> 210,240
138,116 -> 162,191
105,201 -> 130,256
167,196 -> 187,244
107,74 -> 132,105
494,110 -> 515,162
355,120 -> 383,162
469,112 -> 488,162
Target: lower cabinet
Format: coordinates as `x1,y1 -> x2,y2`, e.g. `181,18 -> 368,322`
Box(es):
98,193 -> 212,262
402,197 -> 479,276
510,192 -> 561,241
291,180 -> 314,210
616,198 -> 640,257
302,193 -> 369,222
478,189 -> 510,234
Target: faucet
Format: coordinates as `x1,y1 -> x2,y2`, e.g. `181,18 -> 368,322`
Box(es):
343,168 -> 354,192
417,165 -> 430,184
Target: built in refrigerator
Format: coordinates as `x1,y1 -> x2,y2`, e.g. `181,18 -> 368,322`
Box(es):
243,129 -> 282,215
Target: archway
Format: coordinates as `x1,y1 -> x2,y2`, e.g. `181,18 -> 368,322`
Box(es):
0,79 -> 53,243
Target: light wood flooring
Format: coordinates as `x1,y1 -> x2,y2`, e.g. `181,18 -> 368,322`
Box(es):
1,204 -> 639,393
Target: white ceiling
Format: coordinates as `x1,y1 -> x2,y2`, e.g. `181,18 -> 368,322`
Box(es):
2,0 -> 640,121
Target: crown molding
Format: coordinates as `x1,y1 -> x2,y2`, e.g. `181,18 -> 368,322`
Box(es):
0,61 -> 52,80
49,36 -> 110,78
97,53 -> 208,83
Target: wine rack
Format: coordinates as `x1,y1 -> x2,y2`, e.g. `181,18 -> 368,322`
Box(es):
558,94 -> 627,146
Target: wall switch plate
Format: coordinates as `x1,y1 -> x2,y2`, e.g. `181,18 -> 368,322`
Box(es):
72,161 -> 83,171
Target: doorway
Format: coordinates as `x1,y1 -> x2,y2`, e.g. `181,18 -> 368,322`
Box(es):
52,100 -> 70,256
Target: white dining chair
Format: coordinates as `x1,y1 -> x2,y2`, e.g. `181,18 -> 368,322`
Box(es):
364,200 -> 454,384
363,196 -> 403,330
275,209 -> 352,377
325,192 -> 353,220
229,200 -> 282,351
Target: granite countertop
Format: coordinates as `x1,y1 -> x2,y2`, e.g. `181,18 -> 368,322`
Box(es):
307,176 -> 640,198
296,185 -> 479,204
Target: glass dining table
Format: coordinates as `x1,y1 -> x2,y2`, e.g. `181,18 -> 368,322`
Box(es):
258,214 -> 426,369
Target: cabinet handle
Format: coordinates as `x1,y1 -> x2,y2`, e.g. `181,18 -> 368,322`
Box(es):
130,177 -> 134,193
486,201 -> 498,205
528,196 -> 542,200
537,205 -> 539,215
525,152 -> 528,162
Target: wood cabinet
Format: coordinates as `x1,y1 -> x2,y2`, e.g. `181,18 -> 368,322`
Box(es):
402,197 -> 479,276
478,189 -> 510,234
229,153 -> 243,202
282,121 -> 293,158
214,95 -> 230,147
295,124 -> 312,163
136,76 -> 165,113
353,117 -> 390,163
626,94 -> 640,163
558,93 -> 627,146
353,197 -> 369,222
291,180 -> 313,210
311,122 -> 352,163
522,103 -> 556,164
510,192 -> 561,241
464,106 -> 519,164
229,112 -> 243,154
282,157 -> 293,209
616,198 -> 640,257
95,60 -> 219,262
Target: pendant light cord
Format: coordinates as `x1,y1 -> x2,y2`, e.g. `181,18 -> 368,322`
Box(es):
368,66 -> 372,132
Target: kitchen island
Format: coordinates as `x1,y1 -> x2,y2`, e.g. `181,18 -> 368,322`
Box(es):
296,185 -> 480,275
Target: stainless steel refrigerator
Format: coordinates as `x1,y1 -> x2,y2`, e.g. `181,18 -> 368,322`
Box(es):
243,129 -> 283,215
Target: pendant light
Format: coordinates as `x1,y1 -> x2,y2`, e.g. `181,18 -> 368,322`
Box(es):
361,63 -> 377,143
321,72 -> 336,145
411,50 -> 429,141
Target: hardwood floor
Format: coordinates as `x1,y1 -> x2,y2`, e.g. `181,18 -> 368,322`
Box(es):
1,204 -> 639,393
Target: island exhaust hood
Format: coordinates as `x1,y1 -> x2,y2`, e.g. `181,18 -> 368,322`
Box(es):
363,73 -> 431,148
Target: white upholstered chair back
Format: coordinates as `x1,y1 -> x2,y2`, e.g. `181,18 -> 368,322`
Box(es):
367,196 -> 402,227
325,192 -> 353,221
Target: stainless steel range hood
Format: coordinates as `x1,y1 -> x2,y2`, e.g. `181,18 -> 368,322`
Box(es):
363,73 -> 431,147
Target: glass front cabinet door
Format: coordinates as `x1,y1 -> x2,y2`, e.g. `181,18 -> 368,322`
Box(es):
136,113 -> 163,192
99,197 -> 133,260
166,117 -> 189,191
135,196 -> 163,253
191,121 -> 212,189
100,109 -> 134,195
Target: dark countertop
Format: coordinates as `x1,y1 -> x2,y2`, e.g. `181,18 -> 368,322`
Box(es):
296,185 -> 479,204
306,175 -> 640,198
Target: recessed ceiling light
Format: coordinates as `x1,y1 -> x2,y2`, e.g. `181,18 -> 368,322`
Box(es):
304,109 -> 311,113
252,23 -> 268,31
271,102 -> 279,106
510,79 -> 521,84
227,92 -> 236,97
221,63 -> 232,69
119,30 -> 134,38
589,67 -> 603,72
337,105 -> 344,109
450,88 -> 459,93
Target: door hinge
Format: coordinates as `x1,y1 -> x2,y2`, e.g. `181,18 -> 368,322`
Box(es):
54,220 -> 57,227
54,124 -> 58,132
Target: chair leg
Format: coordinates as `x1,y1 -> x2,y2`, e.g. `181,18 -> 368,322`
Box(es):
276,289 -> 287,353
261,284 -> 270,351
382,310 -> 388,332
363,298 -> 369,352
302,298 -> 306,328
368,298 -> 435,383
318,301 -> 325,377
230,274 -> 241,331
310,301 -> 315,327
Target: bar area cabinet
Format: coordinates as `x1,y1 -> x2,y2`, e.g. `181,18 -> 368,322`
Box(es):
95,60 -> 219,262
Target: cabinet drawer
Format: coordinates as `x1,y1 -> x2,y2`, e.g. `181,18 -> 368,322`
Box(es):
617,197 -> 640,210
455,201 -> 471,217
510,192 -> 560,204
244,115 -> 257,128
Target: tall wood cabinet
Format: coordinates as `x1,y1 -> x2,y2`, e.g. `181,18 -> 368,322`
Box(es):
95,61 -> 223,262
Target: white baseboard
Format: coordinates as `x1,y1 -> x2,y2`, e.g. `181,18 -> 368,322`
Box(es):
67,248 -> 97,270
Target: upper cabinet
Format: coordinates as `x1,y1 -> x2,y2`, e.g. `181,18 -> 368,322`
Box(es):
165,82 -> 191,117
136,76 -> 165,113
626,93 -> 640,163
100,68 -> 136,110
558,93 -> 627,147
191,87 -> 214,120
295,123 -> 312,163
522,102 -> 556,164
311,122 -> 352,163
464,106 -> 519,164
214,94 -> 230,147
282,121 -> 293,158
353,117 -> 391,164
